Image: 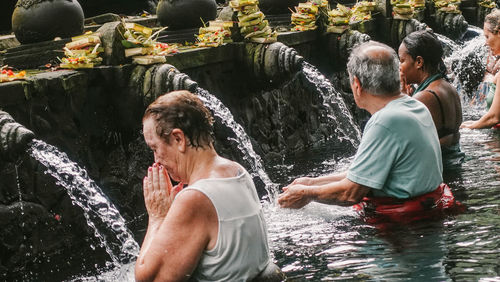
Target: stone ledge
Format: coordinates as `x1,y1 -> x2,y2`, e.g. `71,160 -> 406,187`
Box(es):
167,43 -> 238,70
0,34 -> 20,51
277,30 -> 319,47
0,69 -> 83,106
0,80 -> 26,106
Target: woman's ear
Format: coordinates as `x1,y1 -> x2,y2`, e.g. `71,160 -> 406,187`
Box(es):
415,56 -> 424,69
170,128 -> 186,152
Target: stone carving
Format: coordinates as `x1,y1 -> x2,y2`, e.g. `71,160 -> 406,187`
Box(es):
244,42 -> 304,82
391,19 -> 428,47
435,12 -> 468,40
326,30 -> 371,67
0,111 -> 35,161
15,0 -> 46,9
141,64 -> 198,105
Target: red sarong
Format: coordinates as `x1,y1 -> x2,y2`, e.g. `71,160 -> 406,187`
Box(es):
353,183 -> 464,224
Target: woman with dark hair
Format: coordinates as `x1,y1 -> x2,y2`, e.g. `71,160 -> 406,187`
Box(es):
135,90 -> 281,281
462,9 -> 500,129
399,30 -> 464,167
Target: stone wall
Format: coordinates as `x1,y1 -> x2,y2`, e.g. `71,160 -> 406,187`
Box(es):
0,35 -> 356,277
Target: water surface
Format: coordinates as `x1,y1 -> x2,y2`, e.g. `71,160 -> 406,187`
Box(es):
264,105 -> 500,281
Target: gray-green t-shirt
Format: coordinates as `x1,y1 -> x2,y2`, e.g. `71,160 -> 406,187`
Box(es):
347,95 -> 443,199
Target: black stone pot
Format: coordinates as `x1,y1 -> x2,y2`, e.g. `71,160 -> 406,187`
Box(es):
12,0 -> 84,44
258,0 -> 301,14
78,0 -> 158,17
156,0 -> 217,30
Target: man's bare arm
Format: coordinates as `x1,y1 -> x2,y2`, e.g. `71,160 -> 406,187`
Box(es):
278,177 -> 370,208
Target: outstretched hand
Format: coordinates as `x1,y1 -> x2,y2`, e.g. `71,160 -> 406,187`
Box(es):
460,120 -> 476,129
143,163 -> 184,221
277,184 -> 312,209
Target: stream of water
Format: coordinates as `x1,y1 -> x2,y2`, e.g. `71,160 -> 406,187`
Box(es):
301,61 -> 362,148
195,87 -> 279,201
28,140 -> 140,268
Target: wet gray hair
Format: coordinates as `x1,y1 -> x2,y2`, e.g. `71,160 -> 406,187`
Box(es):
346,41 -> 400,96
485,8 -> 500,34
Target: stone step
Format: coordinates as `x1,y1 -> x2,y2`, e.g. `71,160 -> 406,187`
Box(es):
0,38 -> 69,69
0,34 -> 20,51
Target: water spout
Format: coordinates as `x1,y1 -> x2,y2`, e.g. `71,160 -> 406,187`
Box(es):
0,110 -> 35,161
263,42 -> 304,81
146,64 -> 198,104
195,87 -> 279,200
442,32 -> 488,99
244,42 -> 304,83
301,62 -> 362,148
28,140 -> 140,266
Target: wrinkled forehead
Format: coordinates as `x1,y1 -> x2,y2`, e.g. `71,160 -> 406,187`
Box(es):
484,22 -> 496,33
142,118 -> 157,139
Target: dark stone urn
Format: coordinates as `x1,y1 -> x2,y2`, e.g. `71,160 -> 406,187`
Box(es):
12,0 -> 84,44
258,0 -> 301,14
156,0 -> 217,30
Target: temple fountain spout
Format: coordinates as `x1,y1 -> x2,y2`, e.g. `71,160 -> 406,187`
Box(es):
326,30 -> 371,67
391,19 -> 428,47
0,110 -> 34,161
141,63 -> 198,104
244,42 -> 304,83
264,42 -> 304,81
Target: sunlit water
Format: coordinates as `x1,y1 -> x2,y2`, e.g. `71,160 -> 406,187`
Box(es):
262,33 -> 500,281
66,106 -> 500,281
263,118 -> 500,280
28,140 -> 140,270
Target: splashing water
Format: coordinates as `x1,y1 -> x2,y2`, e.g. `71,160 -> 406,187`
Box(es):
195,87 -> 279,201
27,139 -> 140,267
436,33 -> 460,54
443,32 -> 489,104
301,62 -> 361,148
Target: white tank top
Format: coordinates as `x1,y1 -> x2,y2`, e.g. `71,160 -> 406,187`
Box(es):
179,170 -> 270,282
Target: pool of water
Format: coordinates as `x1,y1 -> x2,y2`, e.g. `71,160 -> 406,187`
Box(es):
24,105 -> 499,282
264,106 -> 500,281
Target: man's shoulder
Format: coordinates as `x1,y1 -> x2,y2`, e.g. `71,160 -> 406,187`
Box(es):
370,97 -> 430,131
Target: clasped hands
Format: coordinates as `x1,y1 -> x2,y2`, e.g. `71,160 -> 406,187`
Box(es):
143,163 -> 184,220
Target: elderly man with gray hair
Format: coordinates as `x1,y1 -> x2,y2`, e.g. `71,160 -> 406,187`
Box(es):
278,41 -> 458,218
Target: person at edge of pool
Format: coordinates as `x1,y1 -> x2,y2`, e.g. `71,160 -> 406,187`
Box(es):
278,41 -> 459,218
135,90 -> 284,282
399,30 -> 465,168
462,9 -> 500,129
471,49 -> 500,106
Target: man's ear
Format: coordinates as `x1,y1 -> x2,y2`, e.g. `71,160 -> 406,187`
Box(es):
170,128 -> 186,152
352,76 -> 362,96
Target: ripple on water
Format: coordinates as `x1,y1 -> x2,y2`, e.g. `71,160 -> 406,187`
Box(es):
266,109 -> 500,280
